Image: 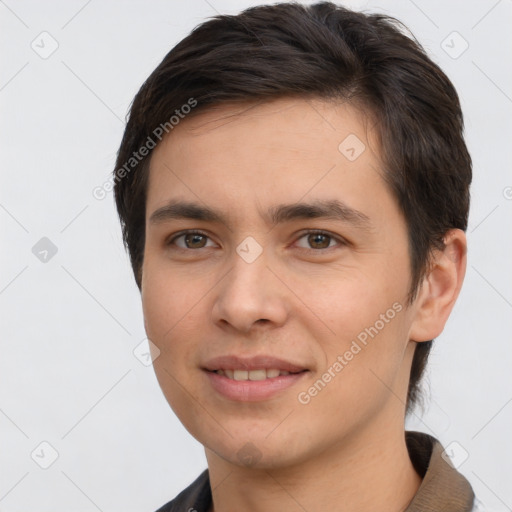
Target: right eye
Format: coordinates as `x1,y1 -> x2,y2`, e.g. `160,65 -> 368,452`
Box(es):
167,230 -> 217,250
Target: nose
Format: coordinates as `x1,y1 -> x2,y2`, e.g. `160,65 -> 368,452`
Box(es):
211,247 -> 289,334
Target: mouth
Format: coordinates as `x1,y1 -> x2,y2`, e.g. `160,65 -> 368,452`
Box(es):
202,355 -> 309,401
208,368 -> 306,381
202,354 -> 308,375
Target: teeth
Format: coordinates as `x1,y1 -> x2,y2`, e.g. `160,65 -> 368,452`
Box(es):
248,369 -> 267,381
215,368 -> 295,380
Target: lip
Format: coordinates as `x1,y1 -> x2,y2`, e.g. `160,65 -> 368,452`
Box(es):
202,355 -> 307,373
202,355 -> 309,402
204,370 -> 308,401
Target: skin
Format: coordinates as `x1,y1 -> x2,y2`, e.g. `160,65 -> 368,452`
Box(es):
141,97 -> 467,512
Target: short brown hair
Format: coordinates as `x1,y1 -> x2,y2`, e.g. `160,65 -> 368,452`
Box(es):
113,1 -> 472,412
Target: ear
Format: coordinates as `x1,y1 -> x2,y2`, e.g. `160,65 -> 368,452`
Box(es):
409,229 -> 467,342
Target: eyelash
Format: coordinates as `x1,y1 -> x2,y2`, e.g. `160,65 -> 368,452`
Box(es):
166,229 -> 346,252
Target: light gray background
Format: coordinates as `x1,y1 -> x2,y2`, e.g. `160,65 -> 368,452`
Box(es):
1,0 -> 511,511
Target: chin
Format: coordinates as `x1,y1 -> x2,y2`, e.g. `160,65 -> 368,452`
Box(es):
201,427 -> 315,471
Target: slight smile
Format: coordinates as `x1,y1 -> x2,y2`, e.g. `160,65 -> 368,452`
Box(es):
202,355 -> 310,401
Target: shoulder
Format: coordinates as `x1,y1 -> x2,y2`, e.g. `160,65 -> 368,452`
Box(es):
405,431 -> 477,511
153,469 -> 211,512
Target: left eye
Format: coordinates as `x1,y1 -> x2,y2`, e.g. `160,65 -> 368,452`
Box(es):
295,231 -> 342,250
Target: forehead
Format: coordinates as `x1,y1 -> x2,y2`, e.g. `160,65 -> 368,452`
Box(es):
161,96 -> 376,153
145,97 -> 398,229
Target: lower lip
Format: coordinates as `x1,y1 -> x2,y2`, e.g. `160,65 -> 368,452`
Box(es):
204,370 -> 308,401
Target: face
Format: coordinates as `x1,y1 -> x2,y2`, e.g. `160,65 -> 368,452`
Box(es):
141,97 -> 421,470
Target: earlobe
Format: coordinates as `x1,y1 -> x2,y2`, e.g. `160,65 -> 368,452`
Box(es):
408,229 -> 467,342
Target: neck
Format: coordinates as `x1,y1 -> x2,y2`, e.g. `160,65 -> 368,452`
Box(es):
205,419 -> 422,512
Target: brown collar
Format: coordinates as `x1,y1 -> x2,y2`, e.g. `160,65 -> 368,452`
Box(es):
405,431 -> 475,511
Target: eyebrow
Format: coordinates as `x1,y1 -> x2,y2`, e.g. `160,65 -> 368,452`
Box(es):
149,199 -> 373,231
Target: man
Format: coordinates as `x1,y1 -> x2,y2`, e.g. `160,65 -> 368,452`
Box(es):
113,2 -> 480,510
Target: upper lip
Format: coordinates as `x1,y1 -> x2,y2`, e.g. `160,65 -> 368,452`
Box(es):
202,355 -> 308,373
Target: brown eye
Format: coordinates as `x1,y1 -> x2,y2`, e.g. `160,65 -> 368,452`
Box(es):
184,233 -> 207,248
168,231 -> 215,249
295,230 -> 342,250
307,233 -> 331,249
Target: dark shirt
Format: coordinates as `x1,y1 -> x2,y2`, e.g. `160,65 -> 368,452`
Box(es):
155,431 -> 477,512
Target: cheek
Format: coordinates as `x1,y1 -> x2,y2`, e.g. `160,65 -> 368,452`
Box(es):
141,267 -> 205,425
307,274 -> 408,381
141,261 -> 212,376
300,319 -> 409,439
142,258 -> 197,339
141,276 -> 174,343
300,275 -> 387,340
